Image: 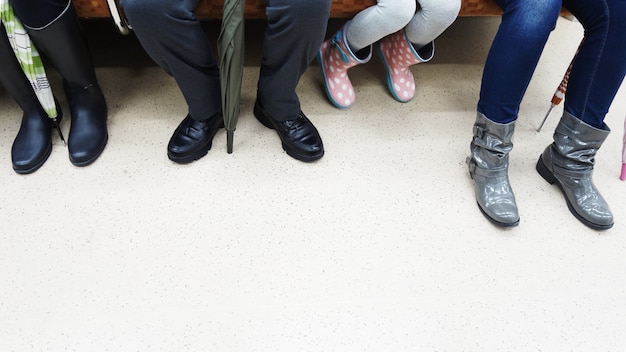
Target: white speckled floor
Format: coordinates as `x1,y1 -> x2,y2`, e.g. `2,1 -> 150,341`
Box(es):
1,16 -> 625,351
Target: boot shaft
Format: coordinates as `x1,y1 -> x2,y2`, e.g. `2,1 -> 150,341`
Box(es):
469,112 -> 516,171
379,30 -> 434,66
550,111 -> 610,171
324,22 -> 372,70
23,5 -> 98,90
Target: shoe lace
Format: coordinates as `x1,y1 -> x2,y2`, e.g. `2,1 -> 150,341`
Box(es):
330,31 -> 350,64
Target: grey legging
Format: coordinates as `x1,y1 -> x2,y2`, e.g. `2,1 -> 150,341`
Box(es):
347,0 -> 460,51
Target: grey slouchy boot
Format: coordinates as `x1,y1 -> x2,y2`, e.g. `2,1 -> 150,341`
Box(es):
536,111 -> 613,230
466,113 -> 520,227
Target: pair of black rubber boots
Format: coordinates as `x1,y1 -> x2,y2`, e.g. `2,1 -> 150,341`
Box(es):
0,7 -> 107,174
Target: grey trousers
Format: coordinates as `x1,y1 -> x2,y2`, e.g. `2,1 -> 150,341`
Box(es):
121,0 -> 330,122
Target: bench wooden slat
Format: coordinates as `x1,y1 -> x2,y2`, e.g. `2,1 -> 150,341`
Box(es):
72,0 -> 506,19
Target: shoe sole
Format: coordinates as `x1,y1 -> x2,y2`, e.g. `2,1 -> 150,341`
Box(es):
536,155 -> 613,230
168,147 -> 210,164
476,202 -> 520,227
253,103 -> 323,162
168,132 -> 220,165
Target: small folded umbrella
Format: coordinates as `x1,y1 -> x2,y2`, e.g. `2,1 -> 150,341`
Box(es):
536,41 -> 581,132
536,64 -> 571,132
0,0 -> 64,143
218,0 -> 245,153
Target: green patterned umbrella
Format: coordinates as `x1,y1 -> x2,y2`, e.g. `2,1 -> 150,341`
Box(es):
218,0 -> 245,153
1,0 -> 64,142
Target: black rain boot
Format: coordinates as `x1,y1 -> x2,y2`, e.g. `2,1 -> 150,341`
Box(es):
0,26 -> 61,174
25,5 -> 107,166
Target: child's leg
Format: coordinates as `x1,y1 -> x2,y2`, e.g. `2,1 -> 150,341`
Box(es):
346,0 -> 416,52
405,0 -> 461,48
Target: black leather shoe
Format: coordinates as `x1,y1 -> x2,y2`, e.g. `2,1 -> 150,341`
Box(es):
253,100 -> 324,162
168,112 -> 223,164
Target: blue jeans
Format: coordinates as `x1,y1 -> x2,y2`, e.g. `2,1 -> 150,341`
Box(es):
478,0 -> 626,128
121,0 -> 330,122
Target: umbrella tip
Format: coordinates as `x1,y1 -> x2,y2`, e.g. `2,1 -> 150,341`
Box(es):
227,131 -> 234,154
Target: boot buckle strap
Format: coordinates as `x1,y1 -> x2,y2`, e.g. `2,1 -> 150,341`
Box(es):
473,125 -> 486,138
468,160 -> 508,178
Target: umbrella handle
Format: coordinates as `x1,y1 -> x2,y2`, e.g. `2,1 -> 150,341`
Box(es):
105,0 -> 132,35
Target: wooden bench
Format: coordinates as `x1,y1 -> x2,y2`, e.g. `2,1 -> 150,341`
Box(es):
73,0 -> 573,35
72,0 -> 506,19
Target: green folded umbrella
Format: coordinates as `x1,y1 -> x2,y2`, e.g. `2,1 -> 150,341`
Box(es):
218,0 -> 245,153
1,0 -> 64,142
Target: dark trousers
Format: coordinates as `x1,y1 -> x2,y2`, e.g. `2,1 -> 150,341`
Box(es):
9,0 -> 69,28
121,0 -> 331,122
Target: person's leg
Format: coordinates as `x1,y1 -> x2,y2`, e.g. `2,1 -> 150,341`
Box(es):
122,0 -> 223,163
346,0 -> 415,52
12,0 -> 108,166
536,0 -> 626,230
0,25 -> 59,173
318,0 -> 414,108
405,0 -> 460,49
377,0 -> 460,103
561,0 -> 626,128
468,0 -> 561,227
254,0 -> 330,162
257,0 -> 330,121
477,0 -> 561,124
121,0 -> 221,121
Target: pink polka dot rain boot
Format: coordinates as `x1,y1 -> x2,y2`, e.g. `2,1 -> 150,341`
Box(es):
377,30 -> 434,103
317,22 -> 372,109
